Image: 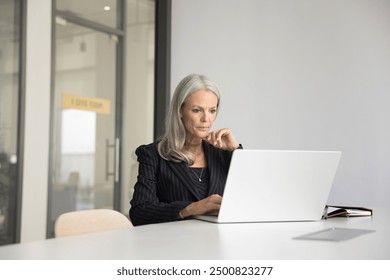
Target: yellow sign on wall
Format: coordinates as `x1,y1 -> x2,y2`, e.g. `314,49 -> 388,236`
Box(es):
62,93 -> 111,115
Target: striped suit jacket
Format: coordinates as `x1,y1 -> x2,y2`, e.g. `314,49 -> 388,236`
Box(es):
129,140 -> 236,226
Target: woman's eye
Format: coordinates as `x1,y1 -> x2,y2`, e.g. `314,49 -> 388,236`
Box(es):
192,109 -> 200,113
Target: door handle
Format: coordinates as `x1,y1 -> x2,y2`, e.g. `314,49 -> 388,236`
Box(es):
115,138 -> 120,183
105,138 -> 120,183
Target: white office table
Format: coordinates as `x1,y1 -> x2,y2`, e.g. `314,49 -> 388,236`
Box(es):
0,208 -> 389,260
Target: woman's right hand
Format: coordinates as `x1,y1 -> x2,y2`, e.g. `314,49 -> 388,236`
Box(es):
179,194 -> 222,218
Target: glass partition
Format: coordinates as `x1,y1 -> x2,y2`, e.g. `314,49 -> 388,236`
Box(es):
48,11 -> 120,237
0,0 -> 22,245
57,0 -> 118,28
48,0 -> 156,237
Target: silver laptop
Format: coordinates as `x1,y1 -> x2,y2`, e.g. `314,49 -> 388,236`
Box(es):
195,149 -> 341,223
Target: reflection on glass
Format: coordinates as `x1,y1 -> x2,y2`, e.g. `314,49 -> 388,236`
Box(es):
61,110 -> 96,210
49,0 -> 156,237
0,0 -> 20,245
49,21 -> 117,237
56,0 -> 118,28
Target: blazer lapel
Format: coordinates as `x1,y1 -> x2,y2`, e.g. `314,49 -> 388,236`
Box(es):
203,141 -> 225,195
165,160 -> 203,200
165,142 -> 227,200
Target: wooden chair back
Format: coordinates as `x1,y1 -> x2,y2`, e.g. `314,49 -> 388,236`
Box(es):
55,209 -> 132,237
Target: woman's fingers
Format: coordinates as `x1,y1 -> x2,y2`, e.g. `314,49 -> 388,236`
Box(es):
205,129 -> 229,147
197,194 -> 222,214
205,128 -> 239,151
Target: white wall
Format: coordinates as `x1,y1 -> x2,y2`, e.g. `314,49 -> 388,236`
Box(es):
171,0 -> 390,207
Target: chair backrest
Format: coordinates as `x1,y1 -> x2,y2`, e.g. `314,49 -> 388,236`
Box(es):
54,209 -> 133,238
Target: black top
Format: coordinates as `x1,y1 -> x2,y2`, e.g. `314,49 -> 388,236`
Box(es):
186,167 -> 210,199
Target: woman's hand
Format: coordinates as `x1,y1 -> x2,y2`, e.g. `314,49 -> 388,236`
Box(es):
179,194 -> 222,218
204,128 -> 239,151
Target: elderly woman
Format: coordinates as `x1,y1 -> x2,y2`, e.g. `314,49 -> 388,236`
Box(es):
129,74 -> 241,226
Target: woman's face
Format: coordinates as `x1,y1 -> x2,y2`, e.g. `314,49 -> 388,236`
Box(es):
180,89 -> 218,142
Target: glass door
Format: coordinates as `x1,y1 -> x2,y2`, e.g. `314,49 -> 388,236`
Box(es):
0,0 -> 23,245
48,0 -> 124,237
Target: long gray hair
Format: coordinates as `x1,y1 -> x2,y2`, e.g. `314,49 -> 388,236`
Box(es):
157,74 -> 221,165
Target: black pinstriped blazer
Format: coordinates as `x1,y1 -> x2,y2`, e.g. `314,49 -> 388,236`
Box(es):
129,140 -> 236,226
